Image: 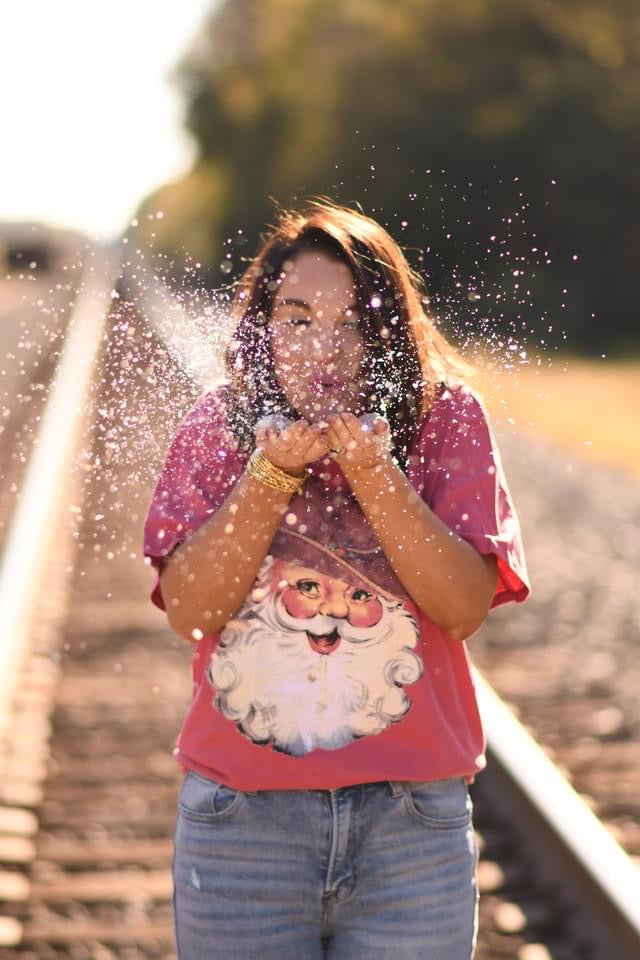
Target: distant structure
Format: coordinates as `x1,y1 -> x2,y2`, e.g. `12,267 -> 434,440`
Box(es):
0,222 -> 85,276
0,222 -> 88,332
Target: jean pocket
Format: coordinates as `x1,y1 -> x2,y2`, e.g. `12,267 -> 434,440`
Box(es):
402,777 -> 472,829
178,770 -> 245,823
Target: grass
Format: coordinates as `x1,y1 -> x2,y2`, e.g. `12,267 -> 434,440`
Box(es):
469,353 -> 640,477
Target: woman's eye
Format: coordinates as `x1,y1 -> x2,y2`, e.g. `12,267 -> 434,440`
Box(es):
289,316 -> 311,327
343,312 -> 361,330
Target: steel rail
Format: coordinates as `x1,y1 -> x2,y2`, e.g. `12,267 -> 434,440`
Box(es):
117,250 -> 230,389
0,243 -> 121,741
473,668 -> 640,959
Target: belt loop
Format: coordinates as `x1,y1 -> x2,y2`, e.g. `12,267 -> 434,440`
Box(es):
388,780 -> 405,798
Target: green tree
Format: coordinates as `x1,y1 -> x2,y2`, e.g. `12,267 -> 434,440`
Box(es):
138,0 -> 640,354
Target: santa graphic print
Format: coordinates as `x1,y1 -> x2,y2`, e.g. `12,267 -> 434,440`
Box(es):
208,552 -> 423,756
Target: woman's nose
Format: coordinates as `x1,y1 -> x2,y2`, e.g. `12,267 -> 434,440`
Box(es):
312,326 -> 343,357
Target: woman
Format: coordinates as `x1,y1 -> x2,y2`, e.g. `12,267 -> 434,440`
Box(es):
144,199 -> 530,959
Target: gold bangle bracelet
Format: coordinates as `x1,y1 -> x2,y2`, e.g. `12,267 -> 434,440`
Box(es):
247,449 -> 305,495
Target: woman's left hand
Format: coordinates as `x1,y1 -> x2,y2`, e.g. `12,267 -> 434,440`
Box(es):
325,413 -> 391,471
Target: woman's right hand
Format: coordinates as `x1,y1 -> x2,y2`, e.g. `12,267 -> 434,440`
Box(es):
255,418 -> 331,476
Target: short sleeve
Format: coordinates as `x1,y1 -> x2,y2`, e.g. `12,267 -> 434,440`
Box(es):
143,386 -> 246,611
419,384 -> 530,610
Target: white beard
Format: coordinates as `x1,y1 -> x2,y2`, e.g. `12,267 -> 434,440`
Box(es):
208,574 -> 423,757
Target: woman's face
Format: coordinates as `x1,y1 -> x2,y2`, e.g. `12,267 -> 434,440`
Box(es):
268,250 -> 366,421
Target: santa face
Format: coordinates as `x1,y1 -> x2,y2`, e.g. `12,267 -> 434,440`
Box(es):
208,556 -> 423,757
278,564 -> 384,655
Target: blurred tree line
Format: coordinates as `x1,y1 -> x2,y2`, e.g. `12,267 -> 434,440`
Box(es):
137,0 -> 640,356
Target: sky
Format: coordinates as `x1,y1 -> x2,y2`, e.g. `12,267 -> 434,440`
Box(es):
1,1 -> 216,241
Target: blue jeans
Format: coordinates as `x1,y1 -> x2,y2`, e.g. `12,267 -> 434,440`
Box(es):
173,771 -> 478,959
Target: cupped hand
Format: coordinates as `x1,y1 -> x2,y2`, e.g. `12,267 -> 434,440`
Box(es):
326,413 -> 391,471
255,418 -> 331,475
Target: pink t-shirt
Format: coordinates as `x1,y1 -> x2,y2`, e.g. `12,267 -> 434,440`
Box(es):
143,382 -> 529,790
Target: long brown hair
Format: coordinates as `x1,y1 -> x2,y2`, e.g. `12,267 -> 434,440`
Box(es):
224,198 -> 473,469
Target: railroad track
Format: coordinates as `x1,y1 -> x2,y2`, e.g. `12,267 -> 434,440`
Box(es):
0,233 -> 638,959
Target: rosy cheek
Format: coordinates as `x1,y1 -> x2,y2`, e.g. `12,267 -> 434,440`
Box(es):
282,588 -> 317,619
348,599 -> 383,628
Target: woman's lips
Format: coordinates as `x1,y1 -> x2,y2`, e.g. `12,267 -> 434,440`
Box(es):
306,628 -> 341,655
312,379 -> 345,395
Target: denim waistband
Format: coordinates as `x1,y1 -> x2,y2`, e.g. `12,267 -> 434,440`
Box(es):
304,780 -> 405,799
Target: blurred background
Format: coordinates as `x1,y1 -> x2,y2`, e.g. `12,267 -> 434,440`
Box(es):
3,0 -> 639,466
